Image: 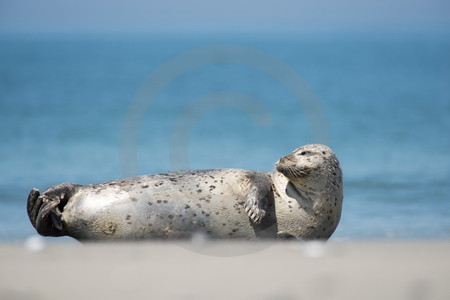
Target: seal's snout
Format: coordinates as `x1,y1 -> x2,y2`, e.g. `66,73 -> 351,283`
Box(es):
276,154 -> 296,174
278,154 -> 295,165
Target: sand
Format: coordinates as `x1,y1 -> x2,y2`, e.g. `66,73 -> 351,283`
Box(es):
1,239 -> 449,300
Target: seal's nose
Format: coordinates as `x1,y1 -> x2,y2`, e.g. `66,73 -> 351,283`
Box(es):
281,154 -> 295,163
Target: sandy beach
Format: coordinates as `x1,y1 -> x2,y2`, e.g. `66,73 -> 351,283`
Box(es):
1,240 -> 449,300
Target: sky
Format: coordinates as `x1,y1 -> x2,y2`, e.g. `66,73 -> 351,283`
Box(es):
0,0 -> 449,34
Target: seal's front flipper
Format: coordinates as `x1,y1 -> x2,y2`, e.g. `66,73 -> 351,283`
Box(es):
244,186 -> 267,223
244,173 -> 274,224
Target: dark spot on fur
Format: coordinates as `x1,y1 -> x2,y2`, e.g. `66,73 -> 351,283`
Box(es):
157,200 -> 162,203
222,223 -> 226,226
141,185 -> 149,188
322,151 -> 326,154
185,205 -> 190,209
126,215 -> 131,220
205,213 -> 210,217
197,189 -> 202,193
148,202 -> 153,206
163,200 -> 168,204
168,215 -> 174,219
169,178 -> 177,182
131,197 -> 138,202
209,185 -> 216,191
232,228 -> 238,233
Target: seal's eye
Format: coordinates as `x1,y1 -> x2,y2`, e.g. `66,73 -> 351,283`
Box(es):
299,151 -> 311,156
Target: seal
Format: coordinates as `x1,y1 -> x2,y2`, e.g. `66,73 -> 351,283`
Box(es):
27,144 -> 343,241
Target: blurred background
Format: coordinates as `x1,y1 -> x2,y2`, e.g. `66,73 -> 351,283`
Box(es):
0,0 -> 449,242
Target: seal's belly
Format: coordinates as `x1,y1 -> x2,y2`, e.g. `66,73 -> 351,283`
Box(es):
61,170 -> 261,240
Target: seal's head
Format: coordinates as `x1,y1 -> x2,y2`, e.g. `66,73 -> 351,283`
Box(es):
276,144 -> 342,192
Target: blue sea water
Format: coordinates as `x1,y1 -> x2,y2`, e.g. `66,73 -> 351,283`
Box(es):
1,33 -> 449,242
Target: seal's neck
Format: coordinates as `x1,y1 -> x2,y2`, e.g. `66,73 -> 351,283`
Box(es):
271,172 -> 321,206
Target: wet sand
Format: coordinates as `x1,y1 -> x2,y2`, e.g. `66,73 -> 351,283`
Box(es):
1,240 -> 449,300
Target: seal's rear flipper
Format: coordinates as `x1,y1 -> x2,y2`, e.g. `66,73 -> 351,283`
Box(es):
27,188 -> 41,228
26,183 -> 79,237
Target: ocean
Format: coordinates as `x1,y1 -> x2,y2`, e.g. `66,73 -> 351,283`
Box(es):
1,33 -> 449,242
